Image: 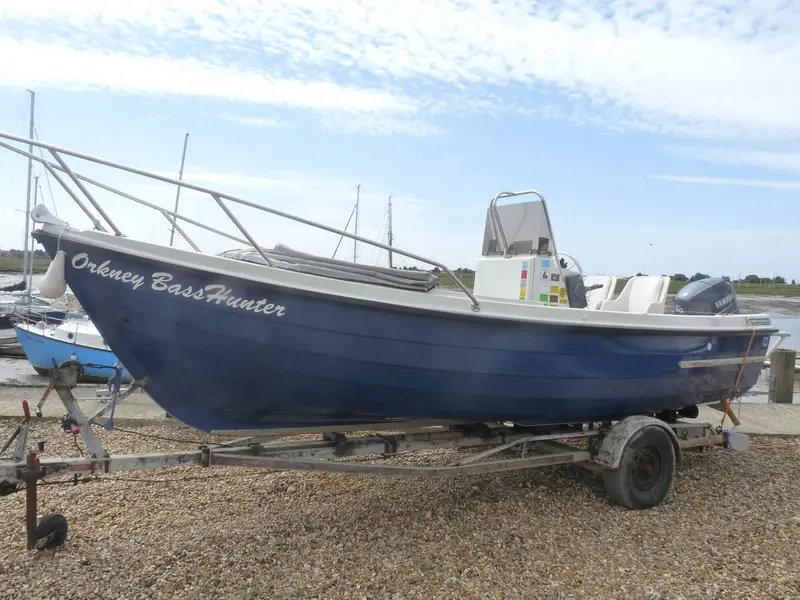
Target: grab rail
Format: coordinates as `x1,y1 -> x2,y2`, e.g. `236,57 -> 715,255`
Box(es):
0,131 -> 481,311
488,190 -> 559,259
765,331 -> 791,358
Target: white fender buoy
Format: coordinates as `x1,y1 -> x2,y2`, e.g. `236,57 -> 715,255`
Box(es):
38,250 -> 67,299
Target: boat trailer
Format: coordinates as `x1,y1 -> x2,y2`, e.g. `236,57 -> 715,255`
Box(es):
0,361 -> 749,551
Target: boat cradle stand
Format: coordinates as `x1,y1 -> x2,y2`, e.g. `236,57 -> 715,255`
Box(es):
0,362 -> 749,551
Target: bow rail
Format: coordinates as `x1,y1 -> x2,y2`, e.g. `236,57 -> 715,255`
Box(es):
0,131 -> 480,311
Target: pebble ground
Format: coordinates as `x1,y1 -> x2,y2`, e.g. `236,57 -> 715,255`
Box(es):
1,421 -> 799,600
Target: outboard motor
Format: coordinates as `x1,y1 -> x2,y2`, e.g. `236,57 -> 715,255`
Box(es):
673,277 -> 740,315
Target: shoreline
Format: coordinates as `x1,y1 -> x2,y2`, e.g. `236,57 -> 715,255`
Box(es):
736,294 -> 800,316
663,293 -> 800,316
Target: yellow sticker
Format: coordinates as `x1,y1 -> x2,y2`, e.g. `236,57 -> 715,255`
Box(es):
550,285 -> 559,294
559,298 -> 568,304
559,287 -> 566,298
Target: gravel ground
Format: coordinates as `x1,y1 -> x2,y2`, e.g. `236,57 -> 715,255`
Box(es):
1,422 -> 800,600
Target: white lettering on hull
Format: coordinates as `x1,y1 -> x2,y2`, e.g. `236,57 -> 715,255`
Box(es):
71,253 -> 286,317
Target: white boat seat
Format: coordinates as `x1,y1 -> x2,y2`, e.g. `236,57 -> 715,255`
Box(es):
582,276 -> 618,310
599,275 -> 670,314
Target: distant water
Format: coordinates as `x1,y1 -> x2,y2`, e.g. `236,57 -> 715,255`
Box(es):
741,312 -> 800,404
0,272 -> 43,292
771,314 -> 800,351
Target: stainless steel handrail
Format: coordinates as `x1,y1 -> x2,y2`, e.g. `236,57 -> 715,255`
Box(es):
0,140 -> 246,250
0,131 -> 481,311
488,190 -> 559,260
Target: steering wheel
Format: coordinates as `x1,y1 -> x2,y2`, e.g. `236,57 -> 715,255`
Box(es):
556,252 -> 584,277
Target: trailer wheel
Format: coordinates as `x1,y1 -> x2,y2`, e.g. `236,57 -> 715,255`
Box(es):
35,513 -> 68,549
602,425 -> 676,510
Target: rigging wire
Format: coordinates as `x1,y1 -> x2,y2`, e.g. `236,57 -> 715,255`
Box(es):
359,208 -> 389,265
33,125 -> 59,217
331,203 -> 357,259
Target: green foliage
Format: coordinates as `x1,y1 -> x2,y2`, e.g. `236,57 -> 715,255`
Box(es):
434,267 -> 800,298
0,257 -> 50,273
613,277 -> 800,297
0,248 -> 48,260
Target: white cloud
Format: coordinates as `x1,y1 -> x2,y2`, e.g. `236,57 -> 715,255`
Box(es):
650,174 -> 800,190
318,113 -> 444,137
0,0 -> 798,140
0,36 -> 412,114
1,1 -> 799,278
222,116 -> 287,129
668,146 -> 800,174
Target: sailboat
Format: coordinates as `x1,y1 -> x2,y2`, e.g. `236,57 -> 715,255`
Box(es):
0,129 -> 790,436
13,129 -> 190,382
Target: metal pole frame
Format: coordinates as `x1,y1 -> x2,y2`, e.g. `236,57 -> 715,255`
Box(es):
0,131 -> 480,311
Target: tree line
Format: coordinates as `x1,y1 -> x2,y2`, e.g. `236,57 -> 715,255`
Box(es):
663,273 -> 796,286
0,249 -> 49,259
406,266 -> 797,286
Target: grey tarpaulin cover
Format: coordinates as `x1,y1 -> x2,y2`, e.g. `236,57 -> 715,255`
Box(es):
219,244 -> 441,292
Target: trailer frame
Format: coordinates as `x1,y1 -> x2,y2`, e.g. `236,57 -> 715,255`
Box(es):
1,362 -> 747,551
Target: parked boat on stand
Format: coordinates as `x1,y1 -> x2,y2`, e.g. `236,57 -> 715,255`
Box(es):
0,130 -> 793,543
0,129 -> 786,436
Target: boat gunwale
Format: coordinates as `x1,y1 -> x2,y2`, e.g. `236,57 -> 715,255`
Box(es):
14,322 -> 111,353
34,225 -> 780,337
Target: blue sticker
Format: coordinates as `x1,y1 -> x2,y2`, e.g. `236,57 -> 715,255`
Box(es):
522,261 -> 529,269
542,259 -> 551,268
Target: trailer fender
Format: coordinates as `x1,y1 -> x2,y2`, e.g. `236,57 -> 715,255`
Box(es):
593,416 -> 682,471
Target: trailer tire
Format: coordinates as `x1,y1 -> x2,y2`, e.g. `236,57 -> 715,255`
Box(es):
36,512 -> 69,548
602,425 -> 675,510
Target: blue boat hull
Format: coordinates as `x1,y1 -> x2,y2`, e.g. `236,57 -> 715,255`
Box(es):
15,325 -> 132,383
34,230 -> 772,432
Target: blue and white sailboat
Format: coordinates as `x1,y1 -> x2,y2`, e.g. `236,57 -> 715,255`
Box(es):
15,316 -> 131,382
0,130 -> 790,435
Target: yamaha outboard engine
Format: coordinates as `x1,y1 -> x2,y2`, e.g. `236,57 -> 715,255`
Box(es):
673,277 -> 740,315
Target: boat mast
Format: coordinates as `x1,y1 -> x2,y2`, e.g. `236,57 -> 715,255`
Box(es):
21,89 -> 34,293
169,132 -> 190,247
353,184 -> 360,264
27,175 -> 38,300
387,195 -> 393,269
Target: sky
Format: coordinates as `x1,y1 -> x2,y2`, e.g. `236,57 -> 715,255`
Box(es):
0,0 -> 797,280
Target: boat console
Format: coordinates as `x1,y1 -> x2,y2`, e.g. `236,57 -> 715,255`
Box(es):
473,191 -> 743,317
474,190 -> 603,309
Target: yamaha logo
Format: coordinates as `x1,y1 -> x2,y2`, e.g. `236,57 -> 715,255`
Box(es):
713,293 -> 734,309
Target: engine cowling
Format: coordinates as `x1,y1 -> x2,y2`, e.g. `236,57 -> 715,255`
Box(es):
673,277 -> 740,315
